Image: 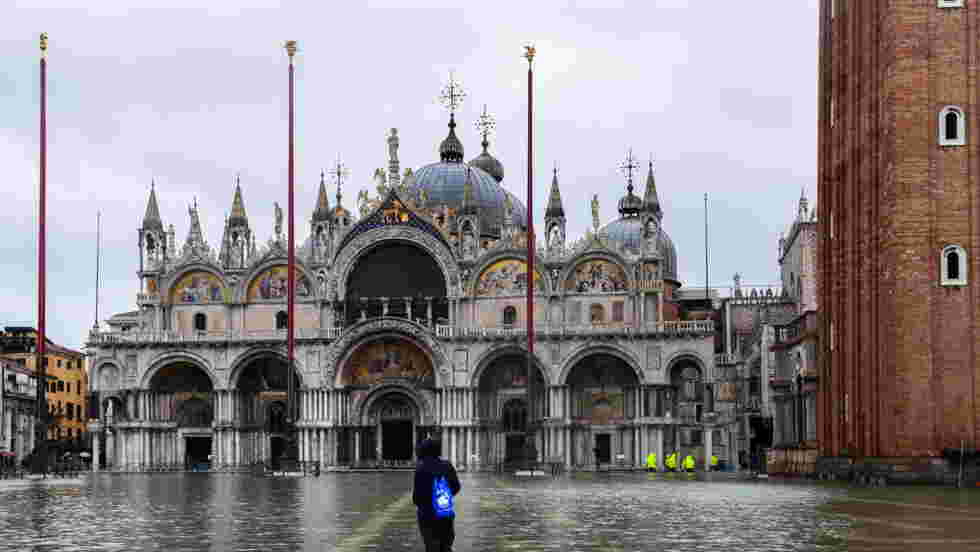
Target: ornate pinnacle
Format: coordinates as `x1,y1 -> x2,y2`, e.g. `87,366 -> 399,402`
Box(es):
475,104 -> 496,150
619,148 -> 640,193
284,40 -> 298,58
438,71 -> 466,114
523,43 -> 536,64
40,33 -> 48,58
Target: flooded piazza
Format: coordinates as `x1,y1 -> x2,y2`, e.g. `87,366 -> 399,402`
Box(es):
1,473 -> 979,551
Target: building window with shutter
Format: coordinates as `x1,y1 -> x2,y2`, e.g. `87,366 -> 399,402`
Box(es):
193,312 -> 207,332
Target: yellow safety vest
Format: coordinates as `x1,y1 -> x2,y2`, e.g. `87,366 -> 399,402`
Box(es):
646,453 -> 657,468
710,455 -> 718,466
683,455 -> 695,470
666,454 -> 676,468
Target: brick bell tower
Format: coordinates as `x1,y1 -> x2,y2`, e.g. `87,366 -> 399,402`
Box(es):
818,0 -> 979,480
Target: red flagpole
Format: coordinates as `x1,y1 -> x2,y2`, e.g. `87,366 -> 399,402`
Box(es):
285,41 -> 297,446
35,33 -> 49,475
524,45 -> 535,468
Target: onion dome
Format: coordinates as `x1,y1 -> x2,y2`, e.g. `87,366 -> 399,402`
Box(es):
412,162 -> 527,237
469,138 -> 504,183
598,218 -> 678,281
439,113 -> 465,163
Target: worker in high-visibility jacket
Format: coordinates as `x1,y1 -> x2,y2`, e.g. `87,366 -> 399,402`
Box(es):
710,455 -> 719,471
665,452 -> 677,471
683,454 -> 695,472
646,452 -> 657,472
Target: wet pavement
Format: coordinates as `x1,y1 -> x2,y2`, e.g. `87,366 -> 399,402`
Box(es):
0,472 -> 978,551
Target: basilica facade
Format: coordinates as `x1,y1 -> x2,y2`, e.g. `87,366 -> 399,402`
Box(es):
86,112 -> 717,472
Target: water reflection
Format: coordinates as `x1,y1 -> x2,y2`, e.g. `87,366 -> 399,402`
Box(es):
0,473 -> 978,551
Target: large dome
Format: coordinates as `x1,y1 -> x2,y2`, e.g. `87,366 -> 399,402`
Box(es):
412,162 -> 527,237
598,217 -> 678,282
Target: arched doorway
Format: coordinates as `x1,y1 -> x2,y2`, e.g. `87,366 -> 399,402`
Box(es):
149,362 -> 214,470
363,391 -> 420,466
235,354 -> 302,468
565,353 -> 640,466
476,352 -> 547,466
344,242 -> 448,325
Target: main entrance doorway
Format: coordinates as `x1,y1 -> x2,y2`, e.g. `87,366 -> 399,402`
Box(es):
595,434 -> 611,464
367,391 -> 418,467
185,436 -> 212,471
382,420 -> 413,461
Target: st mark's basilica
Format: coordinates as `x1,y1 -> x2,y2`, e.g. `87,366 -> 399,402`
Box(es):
86,80 -> 719,472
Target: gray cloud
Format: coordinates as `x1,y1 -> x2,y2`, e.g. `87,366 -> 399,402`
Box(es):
0,1 -> 819,349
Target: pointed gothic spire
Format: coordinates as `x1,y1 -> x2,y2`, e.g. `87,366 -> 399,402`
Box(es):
313,169 -> 332,222
798,186 -> 809,220
228,174 -> 248,226
643,159 -> 662,219
143,180 -> 163,231
545,164 -> 564,218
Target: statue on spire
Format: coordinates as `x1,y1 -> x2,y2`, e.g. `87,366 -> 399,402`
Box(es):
591,194 -> 601,232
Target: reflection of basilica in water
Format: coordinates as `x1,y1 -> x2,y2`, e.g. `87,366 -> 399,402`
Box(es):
86,83 -> 719,472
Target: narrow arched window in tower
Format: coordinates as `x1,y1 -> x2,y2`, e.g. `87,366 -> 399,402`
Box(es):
502,306 -> 517,327
940,106 -> 966,146
276,310 -> 288,330
193,313 -> 207,332
947,250 -> 960,281
946,111 -> 959,141
941,244 -> 968,286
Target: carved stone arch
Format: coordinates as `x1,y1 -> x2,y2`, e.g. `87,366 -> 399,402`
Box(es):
353,381 -> 435,426
467,251 -> 551,297
92,358 -> 124,392
663,350 -> 709,382
237,257 -> 318,303
227,346 -> 307,390
326,317 -> 449,388
557,342 -> 644,386
140,350 -> 219,390
558,251 -> 634,297
161,263 -> 229,303
469,343 -> 550,388
333,226 -> 461,299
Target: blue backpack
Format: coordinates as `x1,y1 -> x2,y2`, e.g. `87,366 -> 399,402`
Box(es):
432,474 -> 454,519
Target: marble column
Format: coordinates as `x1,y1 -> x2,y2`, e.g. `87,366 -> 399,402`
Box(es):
656,427 -> 664,471
704,426 -> 713,471
93,431 -> 101,472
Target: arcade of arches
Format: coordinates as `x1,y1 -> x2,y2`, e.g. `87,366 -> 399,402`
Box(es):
92,347 -> 708,471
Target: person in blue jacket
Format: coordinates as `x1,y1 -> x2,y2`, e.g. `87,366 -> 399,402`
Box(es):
413,439 -> 462,552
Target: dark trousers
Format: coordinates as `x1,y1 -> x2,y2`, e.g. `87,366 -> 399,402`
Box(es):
418,517 -> 455,552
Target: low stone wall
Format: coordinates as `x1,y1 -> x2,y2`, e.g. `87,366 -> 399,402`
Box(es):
815,455 -> 973,485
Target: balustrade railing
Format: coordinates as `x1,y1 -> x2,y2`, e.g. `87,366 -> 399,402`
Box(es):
89,319 -> 714,346
714,353 -> 739,366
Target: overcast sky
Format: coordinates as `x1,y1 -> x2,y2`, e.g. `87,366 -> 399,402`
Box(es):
1,1 -> 818,351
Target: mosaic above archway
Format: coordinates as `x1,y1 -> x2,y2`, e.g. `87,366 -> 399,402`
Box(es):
565,259 -> 628,293
343,338 -> 434,388
171,271 -> 227,304
247,265 -> 313,301
475,259 -> 542,296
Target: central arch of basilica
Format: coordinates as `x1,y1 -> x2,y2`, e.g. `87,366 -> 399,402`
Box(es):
87,101 -> 716,472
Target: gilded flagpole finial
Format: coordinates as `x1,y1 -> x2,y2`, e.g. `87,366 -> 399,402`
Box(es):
284,40 -> 298,58
40,33 -> 48,58
523,43 -> 535,64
